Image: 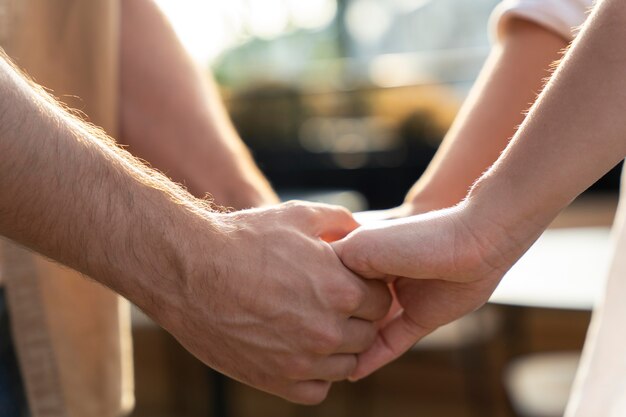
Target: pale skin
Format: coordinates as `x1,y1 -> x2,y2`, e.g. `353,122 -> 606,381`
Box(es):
335,0 -> 626,380
0,55 -> 392,405
119,0 -> 278,208
363,18 -> 568,221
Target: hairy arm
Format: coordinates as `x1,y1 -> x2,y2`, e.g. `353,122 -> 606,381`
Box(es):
0,54 -> 391,403
0,54 -> 210,307
119,0 -> 278,208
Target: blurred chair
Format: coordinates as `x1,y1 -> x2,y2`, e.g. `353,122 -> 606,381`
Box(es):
505,351 -> 579,417
350,306 -> 504,417
415,306 -> 503,417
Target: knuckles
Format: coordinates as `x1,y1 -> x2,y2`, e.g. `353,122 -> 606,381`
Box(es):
339,236 -> 374,276
283,200 -> 318,221
332,283 -> 364,315
308,323 -> 344,355
282,355 -> 315,380
367,282 -> 393,320
283,200 -> 353,225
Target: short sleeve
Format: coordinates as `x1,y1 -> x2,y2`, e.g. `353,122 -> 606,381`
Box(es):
490,0 -> 595,43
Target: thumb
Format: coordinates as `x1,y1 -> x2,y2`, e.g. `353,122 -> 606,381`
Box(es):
349,311 -> 433,381
331,233 -> 393,280
307,204 -> 360,242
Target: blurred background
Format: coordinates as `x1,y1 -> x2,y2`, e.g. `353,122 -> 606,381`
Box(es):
130,1 -> 622,416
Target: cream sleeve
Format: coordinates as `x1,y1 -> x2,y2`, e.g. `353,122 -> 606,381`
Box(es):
490,0 -> 595,42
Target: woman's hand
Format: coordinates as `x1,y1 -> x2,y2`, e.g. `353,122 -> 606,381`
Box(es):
333,201 -> 530,380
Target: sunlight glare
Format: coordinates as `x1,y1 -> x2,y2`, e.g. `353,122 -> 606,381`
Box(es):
245,0 -> 290,40
346,0 -> 392,44
154,1 -> 244,64
154,0 -> 339,64
286,0 -> 337,30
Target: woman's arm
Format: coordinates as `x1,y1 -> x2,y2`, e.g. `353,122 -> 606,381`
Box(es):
119,0 -> 278,209
360,18 -> 567,222
403,18 -> 567,213
335,0 -> 626,379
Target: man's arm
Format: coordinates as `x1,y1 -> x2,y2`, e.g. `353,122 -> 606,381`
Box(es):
118,0 -> 278,209
335,0 -> 626,379
0,54 -> 391,404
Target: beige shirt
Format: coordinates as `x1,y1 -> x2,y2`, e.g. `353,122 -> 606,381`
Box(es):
0,1 -> 134,416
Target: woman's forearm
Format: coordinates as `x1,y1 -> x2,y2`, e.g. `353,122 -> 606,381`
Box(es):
119,0 -> 278,209
333,0 -> 625,379
468,0 -> 626,238
406,19 -> 567,212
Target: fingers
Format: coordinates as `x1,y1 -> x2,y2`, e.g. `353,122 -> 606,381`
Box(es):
309,354 -> 358,381
336,318 -> 377,353
284,355 -> 358,403
286,201 -> 359,242
349,279 -> 393,321
349,311 -> 433,381
331,236 -> 391,280
287,380 -> 332,405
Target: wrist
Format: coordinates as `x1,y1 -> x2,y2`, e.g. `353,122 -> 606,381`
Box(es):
97,187 -> 228,327
467,173 -> 558,234
154,208 -> 229,329
461,176 -> 555,270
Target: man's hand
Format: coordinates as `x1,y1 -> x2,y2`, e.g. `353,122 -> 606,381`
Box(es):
333,203 -> 529,380
153,201 -> 392,404
0,52 -> 387,405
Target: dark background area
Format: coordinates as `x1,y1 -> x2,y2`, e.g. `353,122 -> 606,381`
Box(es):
228,87 -> 622,210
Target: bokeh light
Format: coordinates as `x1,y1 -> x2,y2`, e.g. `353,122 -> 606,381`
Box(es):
154,0 -> 337,65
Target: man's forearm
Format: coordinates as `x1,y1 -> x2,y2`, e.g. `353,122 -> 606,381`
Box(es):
405,19 -> 567,212
0,53 -> 219,318
119,0 -> 278,209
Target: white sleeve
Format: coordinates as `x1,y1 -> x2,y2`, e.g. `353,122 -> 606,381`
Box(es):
490,0 -> 595,43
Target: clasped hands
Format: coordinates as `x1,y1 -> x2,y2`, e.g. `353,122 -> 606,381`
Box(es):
161,200 -> 518,405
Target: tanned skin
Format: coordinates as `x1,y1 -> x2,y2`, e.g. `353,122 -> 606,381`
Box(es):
0,54 -> 391,404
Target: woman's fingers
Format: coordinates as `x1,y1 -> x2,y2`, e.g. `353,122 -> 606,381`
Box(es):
349,311 -> 433,381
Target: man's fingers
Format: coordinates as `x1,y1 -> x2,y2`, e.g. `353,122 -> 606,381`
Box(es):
349,311 -> 433,381
377,284 -> 402,328
350,279 -> 393,321
288,380 -> 332,405
336,318 -> 378,353
290,202 -> 359,242
331,238 -> 392,280
309,354 -> 358,381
